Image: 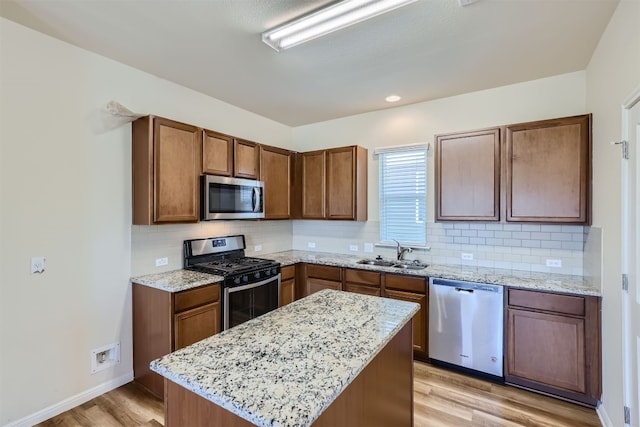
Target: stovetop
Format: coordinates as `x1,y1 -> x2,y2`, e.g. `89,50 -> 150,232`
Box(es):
189,256 -> 278,276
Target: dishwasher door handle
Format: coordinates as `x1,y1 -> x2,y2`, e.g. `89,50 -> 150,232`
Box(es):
454,287 -> 474,294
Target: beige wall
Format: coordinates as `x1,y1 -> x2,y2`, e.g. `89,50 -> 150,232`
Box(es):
0,17 -> 291,425
586,1 -> 640,425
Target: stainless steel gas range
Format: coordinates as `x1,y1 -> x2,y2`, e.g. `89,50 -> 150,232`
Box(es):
183,235 -> 280,330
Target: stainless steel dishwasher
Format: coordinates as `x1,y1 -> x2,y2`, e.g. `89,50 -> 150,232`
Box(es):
429,277 -> 504,379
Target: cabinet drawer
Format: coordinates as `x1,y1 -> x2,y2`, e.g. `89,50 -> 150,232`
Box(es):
174,284 -> 220,313
385,274 -> 426,293
508,289 -> 584,316
306,264 -> 341,281
281,265 -> 296,281
345,268 -> 380,286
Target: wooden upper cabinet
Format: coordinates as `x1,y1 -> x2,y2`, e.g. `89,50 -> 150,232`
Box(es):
260,145 -> 292,219
506,114 -> 591,224
326,146 -> 368,221
202,129 -> 233,176
234,138 -> 260,179
132,116 -> 201,224
435,128 -> 501,221
301,150 -> 327,219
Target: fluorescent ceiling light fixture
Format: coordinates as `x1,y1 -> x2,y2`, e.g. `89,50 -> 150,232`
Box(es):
385,94 -> 401,102
262,0 -> 418,52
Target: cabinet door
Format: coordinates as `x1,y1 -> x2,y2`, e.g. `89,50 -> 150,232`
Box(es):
384,289 -> 427,358
345,283 -> 381,296
301,150 -> 326,219
435,128 -> 500,221
202,130 -> 233,176
234,139 -> 260,179
174,302 -> 220,350
260,145 -> 291,219
506,308 -> 586,393
132,116 -> 201,224
280,265 -> 296,306
326,146 -> 367,221
307,278 -> 341,295
505,114 -> 591,223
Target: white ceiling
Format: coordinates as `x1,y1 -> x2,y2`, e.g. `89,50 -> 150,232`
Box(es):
1,0 -> 619,127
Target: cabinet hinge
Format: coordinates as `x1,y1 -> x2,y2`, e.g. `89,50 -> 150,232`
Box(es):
623,274 -> 629,292
624,405 -> 631,424
612,140 -> 630,160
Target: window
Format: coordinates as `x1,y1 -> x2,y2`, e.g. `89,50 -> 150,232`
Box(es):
377,145 -> 427,245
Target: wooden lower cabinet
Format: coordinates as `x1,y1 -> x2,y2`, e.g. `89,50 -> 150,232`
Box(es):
505,288 -> 601,407
280,265 -> 296,306
304,264 -> 342,295
133,282 -> 221,399
383,273 -> 428,361
344,268 -> 381,296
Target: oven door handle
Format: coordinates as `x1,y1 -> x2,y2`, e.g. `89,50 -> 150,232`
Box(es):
225,274 -> 280,294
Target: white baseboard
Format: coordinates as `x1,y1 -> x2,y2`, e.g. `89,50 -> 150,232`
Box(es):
3,371 -> 133,427
597,402 -> 614,427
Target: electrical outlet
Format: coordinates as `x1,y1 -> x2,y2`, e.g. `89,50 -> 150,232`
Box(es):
31,257 -> 45,274
91,342 -> 120,374
155,257 -> 168,267
364,243 -> 374,253
349,244 -> 359,251
308,242 -> 316,248
461,253 -> 474,261
546,259 -> 562,268
254,245 -> 262,252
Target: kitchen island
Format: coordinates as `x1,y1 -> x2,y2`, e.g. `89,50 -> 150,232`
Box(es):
150,289 -> 419,427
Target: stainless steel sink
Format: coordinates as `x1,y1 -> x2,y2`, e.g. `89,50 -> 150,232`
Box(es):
357,259 -> 395,267
357,259 -> 428,270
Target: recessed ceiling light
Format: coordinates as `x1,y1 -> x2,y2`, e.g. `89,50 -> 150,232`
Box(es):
385,95 -> 401,103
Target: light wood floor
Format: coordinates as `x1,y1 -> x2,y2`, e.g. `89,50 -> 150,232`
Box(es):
36,362 -> 601,426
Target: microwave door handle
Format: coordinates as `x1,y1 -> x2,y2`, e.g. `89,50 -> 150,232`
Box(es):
252,187 -> 262,213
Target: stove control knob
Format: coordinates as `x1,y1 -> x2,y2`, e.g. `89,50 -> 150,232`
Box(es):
234,277 -> 241,285
254,272 -> 260,279
272,268 -> 278,275
242,275 -> 249,283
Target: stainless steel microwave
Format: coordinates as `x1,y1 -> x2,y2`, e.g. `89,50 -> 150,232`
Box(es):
201,175 -> 264,220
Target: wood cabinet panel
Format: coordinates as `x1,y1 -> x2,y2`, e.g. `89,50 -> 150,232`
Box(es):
385,274 -> 426,293
234,139 -> 260,179
326,146 -> 367,221
505,288 -> 601,407
506,114 -> 591,224
132,116 -> 201,224
202,130 -> 233,176
306,264 -> 341,281
307,277 -> 342,295
280,265 -> 296,281
133,282 -> 221,399
344,283 -> 381,296
344,268 -> 381,286
260,145 -> 291,219
300,150 -> 326,219
435,128 -> 500,221
280,265 -> 296,307
384,288 -> 427,358
174,302 -> 220,350
507,308 -> 585,393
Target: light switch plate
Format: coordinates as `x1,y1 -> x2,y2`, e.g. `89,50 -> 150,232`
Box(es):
461,253 -> 474,261
349,245 -> 358,251
31,257 -> 45,274
546,259 -> 562,268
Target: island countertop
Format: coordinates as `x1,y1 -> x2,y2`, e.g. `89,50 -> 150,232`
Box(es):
150,289 -> 419,427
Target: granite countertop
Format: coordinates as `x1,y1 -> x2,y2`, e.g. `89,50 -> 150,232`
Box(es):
265,250 -> 601,296
130,269 -> 224,292
150,289 -> 419,427
130,250 -> 600,296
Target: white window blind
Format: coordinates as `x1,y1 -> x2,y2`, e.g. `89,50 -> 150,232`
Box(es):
378,147 -> 427,245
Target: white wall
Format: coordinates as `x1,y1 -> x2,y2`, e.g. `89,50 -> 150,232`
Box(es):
292,73 -> 589,274
0,17 -> 291,425
586,1 -> 640,425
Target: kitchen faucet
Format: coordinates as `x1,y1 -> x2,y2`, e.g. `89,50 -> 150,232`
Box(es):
393,240 -> 413,261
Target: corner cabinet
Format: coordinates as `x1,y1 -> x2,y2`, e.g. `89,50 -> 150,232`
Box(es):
506,114 -> 591,224
295,145 -> 367,221
132,116 -> 202,224
435,128 -> 501,221
132,282 -> 221,399
505,288 -> 601,407
260,145 -> 292,219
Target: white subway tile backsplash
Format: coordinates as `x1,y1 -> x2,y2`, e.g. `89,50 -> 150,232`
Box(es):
522,224 -> 541,232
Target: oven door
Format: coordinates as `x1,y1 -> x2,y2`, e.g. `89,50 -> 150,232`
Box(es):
224,274 -> 280,330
